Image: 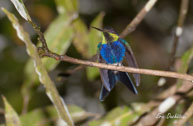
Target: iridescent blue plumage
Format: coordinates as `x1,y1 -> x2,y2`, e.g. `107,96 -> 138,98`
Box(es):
100,41 -> 125,64
92,26 -> 140,101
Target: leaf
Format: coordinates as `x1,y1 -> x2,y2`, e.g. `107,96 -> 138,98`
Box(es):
88,12 -> 105,57
2,96 -> 21,126
20,105 -> 92,125
2,8 -> 73,126
68,104 -> 92,122
55,0 -> 78,14
24,59 -> 38,83
20,106 -> 54,126
10,0 -> 31,21
23,13 -> 74,85
86,67 -> 100,81
72,18 -> 89,57
21,11 -> 75,119
86,12 -> 105,81
177,46 -> 193,86
20,14 -> 74,119
178,46 -> 193,73
41,14 -> 74,70
89,104 -> 146,126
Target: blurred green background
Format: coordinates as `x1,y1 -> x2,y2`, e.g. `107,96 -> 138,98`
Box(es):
0,0 -> 193,125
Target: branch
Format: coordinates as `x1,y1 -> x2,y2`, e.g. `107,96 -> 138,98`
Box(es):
39,51 -> 193,82
169,0 -> 189,68
120,0 -> 158,38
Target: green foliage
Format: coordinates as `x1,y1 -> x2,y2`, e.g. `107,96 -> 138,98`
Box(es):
89,103 -> 146,126
2,6 -> 73,126
24,13 -> 75,81
73,18 -> 89,57
20,105 -> 91,126
178,46 -> 193,73
41,13 -> 74,70
176,46 -> 193,87
10,0 -> 31,21
55,0 -> 78,14
2,96 -> 21,126
88,12 -> 105,57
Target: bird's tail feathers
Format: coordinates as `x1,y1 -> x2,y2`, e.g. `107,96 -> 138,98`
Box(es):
99,70 -> 138,101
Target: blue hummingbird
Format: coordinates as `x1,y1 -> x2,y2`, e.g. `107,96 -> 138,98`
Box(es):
92,27 -> 140,101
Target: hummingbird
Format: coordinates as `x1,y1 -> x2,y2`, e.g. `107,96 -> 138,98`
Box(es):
92,27 -> 140,101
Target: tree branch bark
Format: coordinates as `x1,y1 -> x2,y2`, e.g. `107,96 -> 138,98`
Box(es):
120,0 -> 158,38
39,51 -> 193,82
169,0 -> 189,69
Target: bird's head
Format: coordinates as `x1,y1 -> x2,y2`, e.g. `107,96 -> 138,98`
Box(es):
91,26 -> 119,44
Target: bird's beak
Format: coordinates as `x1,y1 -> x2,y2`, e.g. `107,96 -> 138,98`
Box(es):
91,26 -> 105,32
91,26 -> 110,43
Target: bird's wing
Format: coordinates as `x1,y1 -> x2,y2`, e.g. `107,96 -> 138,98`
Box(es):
97,42 -> 111,91
120,38 -> 140,86
98,54 -> 111,91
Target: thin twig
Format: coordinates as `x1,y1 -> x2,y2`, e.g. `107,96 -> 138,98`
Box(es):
64,54 -> 98,75
169,0 -> 189,69
120,0 -> 158,38
40,51 -> 193,82
30,21 -> 49,52
65,65 -> 83,75
175,102 -> 193,126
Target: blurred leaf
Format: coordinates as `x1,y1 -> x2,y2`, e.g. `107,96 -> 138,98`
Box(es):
10,0 -> 31,21
20,59 -> 38,115
86,67 -> 100,81
178,46 -> 193,73
24,59 -> 38,83
88,12 -> 104,57
41,14 -> 74,70
21,10 -> 75,117
177,46 -> 193,86
20,106 -> 54,126
72,18 -> 89,57
68,104 -> 92,122
2,8 -> 73,125
2,96 -> 21,126
55,0 -> 78,14
20,14 -> 74,118
86,12 -> 105,80
89,103 -> 146,126
20,105 -> 92,125
24,13 -> 75,83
